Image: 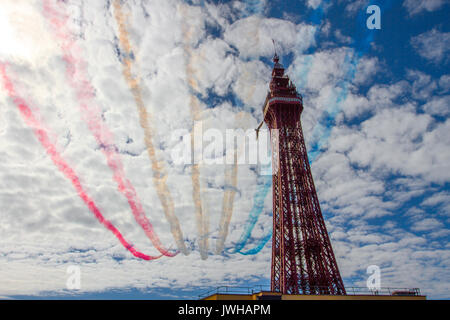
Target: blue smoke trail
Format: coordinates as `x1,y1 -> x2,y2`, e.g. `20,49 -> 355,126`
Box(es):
237,229 -> 272,255
308,52 -> 356,162
308,0 -> 390,162
230,172 -> 272,253
294,0 -> 328,89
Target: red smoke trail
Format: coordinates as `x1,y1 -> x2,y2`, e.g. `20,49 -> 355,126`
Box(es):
41,0 -> 176,257
0,63 -> 161,261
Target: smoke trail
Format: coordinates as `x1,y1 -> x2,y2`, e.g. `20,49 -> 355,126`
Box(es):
42,0 -> 176,257
0,63 -> 161,261
179,3 -> 210,260
237,230 -> 272,255
230,173 -> 272,254
308,0 -> 391,162
308,54 -> 355,162
215,111 -> 250,254
112,0 -> 188,255
215,154 -> 238,254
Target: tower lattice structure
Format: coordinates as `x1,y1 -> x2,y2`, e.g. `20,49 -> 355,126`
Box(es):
262,53 -> 346,295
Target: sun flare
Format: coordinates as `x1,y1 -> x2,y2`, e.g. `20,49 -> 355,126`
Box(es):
0,1 -> 57,64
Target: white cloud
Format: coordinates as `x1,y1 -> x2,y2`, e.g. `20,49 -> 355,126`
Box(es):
340,92 -> 370,119
406,69 -> 438,100
343,0 -> 369,14
306,0 -> 323,10
411,218 -> 444,232
332,230 -> 450,298
438,74 -> 450,92
366,81 -> 410,108
345,109 -> 450,183
403,0 -> 446,16
288,47 -> 353,96
421,192 -> 450,207
422,95 -> 450,117
354,56 -> 380,85
313,151 -> 393,219
411,29 -> 450,64
188,38 -> 238,97
223,16 -> 316,59
334,29 -> 352,44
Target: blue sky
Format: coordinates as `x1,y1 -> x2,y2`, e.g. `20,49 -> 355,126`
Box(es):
0,0 -> 449,299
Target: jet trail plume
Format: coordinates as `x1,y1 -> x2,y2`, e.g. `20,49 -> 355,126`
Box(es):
232,173 -> 272,254
308,0 -> 393,162
0,63 -> 161,261
215,144 -> 238,255
112,0 -> 188,255
215,112 -> 250,254
42,0 -> 176,257
179,3 -> 209,260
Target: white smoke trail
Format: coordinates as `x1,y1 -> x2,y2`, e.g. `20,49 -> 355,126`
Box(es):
215,111 -> 252,254
179,3 -> 210,259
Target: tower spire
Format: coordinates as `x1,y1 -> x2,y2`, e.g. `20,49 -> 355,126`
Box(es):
272,39 -> 279,63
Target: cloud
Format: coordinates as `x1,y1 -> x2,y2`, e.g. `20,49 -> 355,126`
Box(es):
223,16 -> 316,59
343,108 -> 450,183
438,74 -> 450,92
421,192 -> 450,207
411,29 -> 450,64
411,218 -> 444,232
334,29 -> 352,45
406,69 -> 438,100
313,151 -> 392,219
343,0 -> 369,15
403,0 -> 446,16
187,38 -> 238,97
306,0 -> 323,10
366,81 -> 410,108
354,56 -> 380,85
289,47 -> 353,93
422,95 -> 450,117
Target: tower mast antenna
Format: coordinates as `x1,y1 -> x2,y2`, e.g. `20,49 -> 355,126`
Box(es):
272,38 -> 277,57
256,39 -> 279,140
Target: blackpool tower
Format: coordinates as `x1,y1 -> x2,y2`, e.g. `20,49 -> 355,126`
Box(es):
261,53 -> 346,295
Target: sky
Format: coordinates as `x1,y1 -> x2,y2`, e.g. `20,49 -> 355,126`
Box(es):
0,0 -> 449,300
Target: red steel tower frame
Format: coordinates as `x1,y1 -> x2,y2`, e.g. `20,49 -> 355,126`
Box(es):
262,53 -> 346,295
